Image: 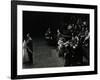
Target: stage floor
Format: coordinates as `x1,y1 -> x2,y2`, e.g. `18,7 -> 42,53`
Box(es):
23,38 -> 65,69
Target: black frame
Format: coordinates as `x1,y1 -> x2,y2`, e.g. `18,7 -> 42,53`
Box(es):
11,0 -> 97,79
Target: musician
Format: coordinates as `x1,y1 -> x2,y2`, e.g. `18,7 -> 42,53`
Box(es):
74,21 -> 89,65
26,33 -> 33,64
58,37 -> 66,57
57,24 -> 74,64
59,23 -> 81,66
45,28 -> 52,39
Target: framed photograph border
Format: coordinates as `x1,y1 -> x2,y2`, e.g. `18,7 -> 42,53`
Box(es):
11,0 -> 97,79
